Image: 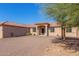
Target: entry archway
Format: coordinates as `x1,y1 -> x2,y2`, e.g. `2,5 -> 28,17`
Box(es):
35,23 -> 50,36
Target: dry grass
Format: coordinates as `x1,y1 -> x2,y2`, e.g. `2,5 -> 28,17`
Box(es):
44,37 -> 79,56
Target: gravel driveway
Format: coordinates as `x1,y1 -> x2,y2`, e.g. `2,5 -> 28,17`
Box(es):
0,36 -> 79,56
0,36 -> 53,56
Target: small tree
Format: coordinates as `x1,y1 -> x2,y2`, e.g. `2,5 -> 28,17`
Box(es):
43,4 -> 73,40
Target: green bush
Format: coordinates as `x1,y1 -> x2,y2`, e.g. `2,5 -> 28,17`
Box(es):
26,32 -> 32,36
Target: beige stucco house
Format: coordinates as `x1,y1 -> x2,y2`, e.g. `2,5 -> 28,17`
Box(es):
0,22 -> 79,38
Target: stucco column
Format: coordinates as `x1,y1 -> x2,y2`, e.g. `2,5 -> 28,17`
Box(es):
36,25 -> 39,35
45,25 -> 48,36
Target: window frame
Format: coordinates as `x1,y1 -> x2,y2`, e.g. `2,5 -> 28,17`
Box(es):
32,27 -> 36,32
50,27 -> 55,32
66,27 -> 72,32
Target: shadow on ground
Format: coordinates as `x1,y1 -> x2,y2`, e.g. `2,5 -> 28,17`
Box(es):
51,37 -> 79,52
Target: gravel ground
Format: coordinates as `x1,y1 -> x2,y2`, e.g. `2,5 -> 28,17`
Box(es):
0,36 -> 79,56
44,43 -> 79,56
0,36 -> 53,56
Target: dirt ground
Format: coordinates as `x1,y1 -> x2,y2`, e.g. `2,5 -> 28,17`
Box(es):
0,36 -> 79,56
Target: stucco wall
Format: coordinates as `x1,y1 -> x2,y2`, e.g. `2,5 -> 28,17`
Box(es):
3,26 -> 27,38
48,27 -> 79,38
0,26 -> 3,38
48,27 -> 61,37
30,27 -> 37,35
30,26 -> 79,38
65,27 -> 78,38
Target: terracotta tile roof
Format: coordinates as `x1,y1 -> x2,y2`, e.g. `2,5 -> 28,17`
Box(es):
35,22 -> 50,25
0,22 -> 35,28
50,22 -> 61,27
0,22 -> 61,28
35,22 -> 61,27
25,24 -> 36,27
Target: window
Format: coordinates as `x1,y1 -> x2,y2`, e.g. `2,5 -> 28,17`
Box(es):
33,27 -> 36,32
66,27 -> 72,32
50,27 -> 55,32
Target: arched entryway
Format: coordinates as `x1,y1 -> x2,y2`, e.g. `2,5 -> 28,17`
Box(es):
38,26 -> 45,35
35,23 -> 50,36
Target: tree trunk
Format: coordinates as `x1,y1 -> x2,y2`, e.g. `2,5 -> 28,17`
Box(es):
76,27 -> 79,38
61,26 -> 65,40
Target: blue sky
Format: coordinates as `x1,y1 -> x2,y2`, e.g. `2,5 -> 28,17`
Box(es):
0,3 -> 55,24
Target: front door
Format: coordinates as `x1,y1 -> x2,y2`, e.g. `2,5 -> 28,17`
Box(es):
41,28 -> 45,35
39,27 -> 45,35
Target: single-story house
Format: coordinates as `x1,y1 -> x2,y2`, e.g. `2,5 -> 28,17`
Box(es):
0,22 -> 79,38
